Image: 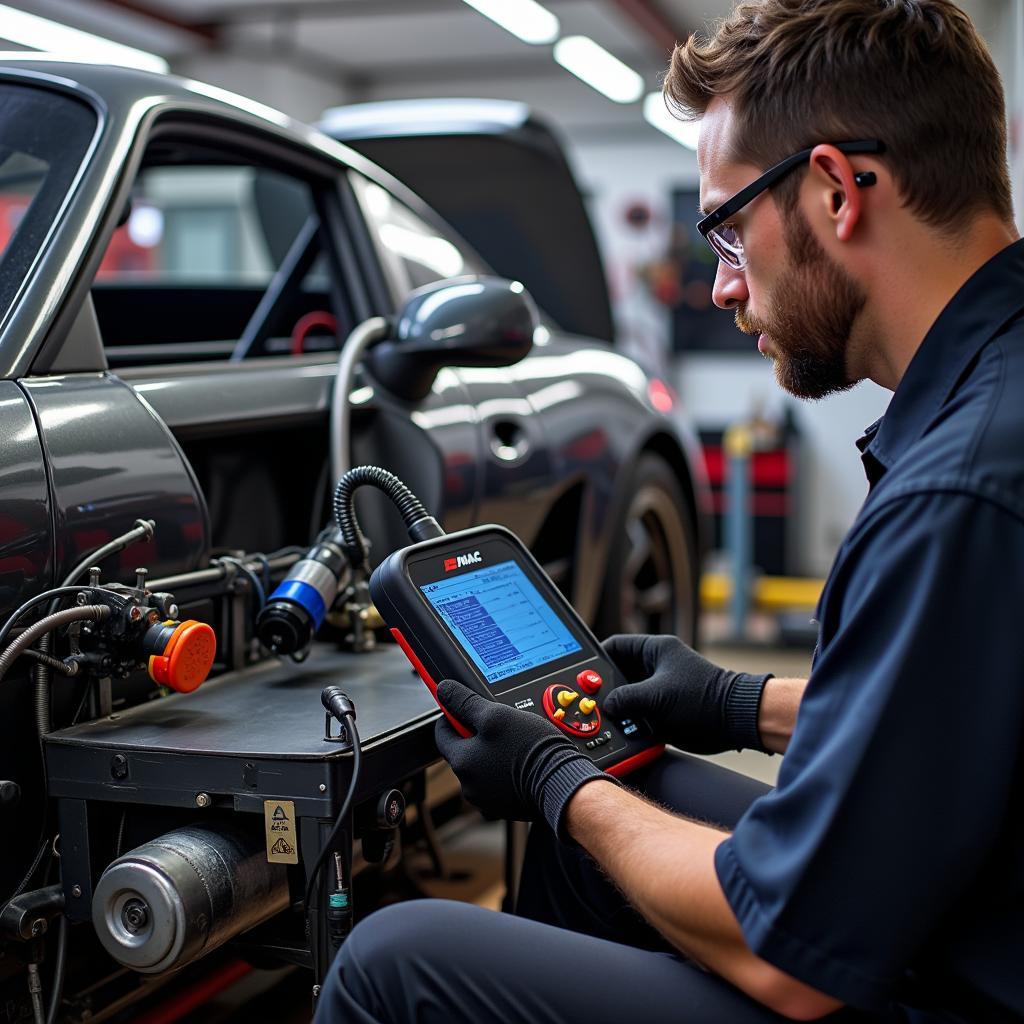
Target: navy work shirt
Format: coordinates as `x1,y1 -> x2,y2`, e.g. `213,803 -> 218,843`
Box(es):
716,239 -> 1024,1022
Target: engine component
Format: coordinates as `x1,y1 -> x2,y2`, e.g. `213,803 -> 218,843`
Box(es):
141,619 -> 217,693
92,824 -> 288,974
255,528 -> 350,655
67,568 -> 216,692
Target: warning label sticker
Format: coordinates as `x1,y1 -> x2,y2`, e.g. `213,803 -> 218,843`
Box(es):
264,799 -> 299,864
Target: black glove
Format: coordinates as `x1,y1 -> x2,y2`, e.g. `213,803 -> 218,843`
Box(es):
434,678 -> 612,839
601,634 -> 771,754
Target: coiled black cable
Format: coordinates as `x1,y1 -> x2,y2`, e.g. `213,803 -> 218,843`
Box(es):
333,466 -> 443,572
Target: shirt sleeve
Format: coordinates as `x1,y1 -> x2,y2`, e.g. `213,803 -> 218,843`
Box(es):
715,489 -> 1024,1010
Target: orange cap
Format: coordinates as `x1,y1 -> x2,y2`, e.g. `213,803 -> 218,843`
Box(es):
147,620 -> 216,693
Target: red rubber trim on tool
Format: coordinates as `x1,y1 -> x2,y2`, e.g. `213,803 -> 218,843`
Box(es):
605,744 -> 665,777
391,627 -> 472,737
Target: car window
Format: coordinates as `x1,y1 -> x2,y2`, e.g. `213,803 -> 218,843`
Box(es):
349,172 -> 485,300
0,83 -> 97,329
93,153 -> 348,366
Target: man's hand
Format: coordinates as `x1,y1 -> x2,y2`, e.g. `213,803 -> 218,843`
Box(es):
434,679 -> 609,836
602,634 -> 772,754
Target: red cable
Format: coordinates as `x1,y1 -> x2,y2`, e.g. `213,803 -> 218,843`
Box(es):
130,960 -> 253,1024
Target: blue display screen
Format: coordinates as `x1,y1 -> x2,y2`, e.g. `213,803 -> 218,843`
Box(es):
421,560 -> 582,684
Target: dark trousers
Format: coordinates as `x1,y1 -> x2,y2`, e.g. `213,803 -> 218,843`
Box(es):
314,751 -> 858,1023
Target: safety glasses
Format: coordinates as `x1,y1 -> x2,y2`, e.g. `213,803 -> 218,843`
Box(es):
697,139 -> 886,270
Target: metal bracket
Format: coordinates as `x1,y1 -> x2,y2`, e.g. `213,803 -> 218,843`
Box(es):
323,712 -> 348,743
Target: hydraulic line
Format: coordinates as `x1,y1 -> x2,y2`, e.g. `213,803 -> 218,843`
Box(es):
148,549 -> 303,593
0,587 -> 109,652
21,647 -> 77,676
329,317 -> 391,487
333,465 -> 443,572
44,914 -> 67,1024
26,963 -> 43,1024
60,519 -> 154,591
0,606 -> 109,685
33,638 -> 51,739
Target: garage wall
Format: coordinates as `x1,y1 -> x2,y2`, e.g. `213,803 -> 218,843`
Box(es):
160,0 -> 1021,579
562,135 -> 892,577
560,0 -> 1024,577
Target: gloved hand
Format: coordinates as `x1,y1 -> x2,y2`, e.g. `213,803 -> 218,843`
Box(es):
434,678 -> 612,839
601,634 -> 772,754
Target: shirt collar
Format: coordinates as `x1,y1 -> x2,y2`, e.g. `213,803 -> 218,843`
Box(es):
862,238 -> 1024,478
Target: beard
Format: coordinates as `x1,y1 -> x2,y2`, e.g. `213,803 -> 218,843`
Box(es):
735,208 -> 867,400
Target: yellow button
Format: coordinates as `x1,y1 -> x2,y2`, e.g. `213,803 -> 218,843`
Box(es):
556,690 -> 578,708
579,698 -> 596,715
553,708 -> 566,721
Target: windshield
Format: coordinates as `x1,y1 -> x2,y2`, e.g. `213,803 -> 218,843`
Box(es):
0,80 -> 98,324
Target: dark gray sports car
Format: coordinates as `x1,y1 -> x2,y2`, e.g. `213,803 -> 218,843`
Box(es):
0,59 -> 706,1019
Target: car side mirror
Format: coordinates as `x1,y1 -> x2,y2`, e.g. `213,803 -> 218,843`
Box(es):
367,276 -> 538,401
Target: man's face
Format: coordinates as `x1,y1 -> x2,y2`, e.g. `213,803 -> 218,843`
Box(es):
698,100 -> 867,400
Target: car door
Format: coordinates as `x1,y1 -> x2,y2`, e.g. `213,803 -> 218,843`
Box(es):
42,114 -> 479,575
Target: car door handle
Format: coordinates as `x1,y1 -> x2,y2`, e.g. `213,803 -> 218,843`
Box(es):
489,420 -> 530,463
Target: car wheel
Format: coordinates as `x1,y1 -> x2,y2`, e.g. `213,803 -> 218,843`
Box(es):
596,452 -> 699,644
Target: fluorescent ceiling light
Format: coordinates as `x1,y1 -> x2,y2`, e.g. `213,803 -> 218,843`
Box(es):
460,0 -> 559,45
554,36 -> 644,104
0,4 -> 168,73
643,92 -> 700,150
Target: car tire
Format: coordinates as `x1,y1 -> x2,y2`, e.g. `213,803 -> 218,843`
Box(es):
595,452 -> 699,644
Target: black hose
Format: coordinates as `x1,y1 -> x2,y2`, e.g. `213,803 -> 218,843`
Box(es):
304,715 -> 361,976
333,466 -> 442,571
21,647 -> 77,676
0,588 -> 106,653
114,810 -> 127,858
4,839 -> 49,906
59,519 -> 154,591
44,913 -> 67,1024
216,556 -> 267,613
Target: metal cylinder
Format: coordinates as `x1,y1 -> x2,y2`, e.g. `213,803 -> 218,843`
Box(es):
92,824 -> 289,974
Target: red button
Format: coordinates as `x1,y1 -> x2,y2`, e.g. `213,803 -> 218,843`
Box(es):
577,669 -> 603,695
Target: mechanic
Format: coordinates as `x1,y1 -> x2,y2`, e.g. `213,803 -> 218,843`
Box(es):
315,1 -> 1024,1021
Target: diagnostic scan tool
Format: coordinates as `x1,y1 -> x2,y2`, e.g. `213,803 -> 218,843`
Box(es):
370,525 -> 663,775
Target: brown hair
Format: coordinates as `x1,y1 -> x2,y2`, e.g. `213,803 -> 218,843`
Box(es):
667,0 -> 1013,230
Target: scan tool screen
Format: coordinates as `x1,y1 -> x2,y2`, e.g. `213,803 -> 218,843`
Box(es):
421,560 -> 581,684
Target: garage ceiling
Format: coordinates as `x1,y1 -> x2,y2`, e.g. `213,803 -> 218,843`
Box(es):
7,1 -> 711,88
0,0 -> 1003,143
